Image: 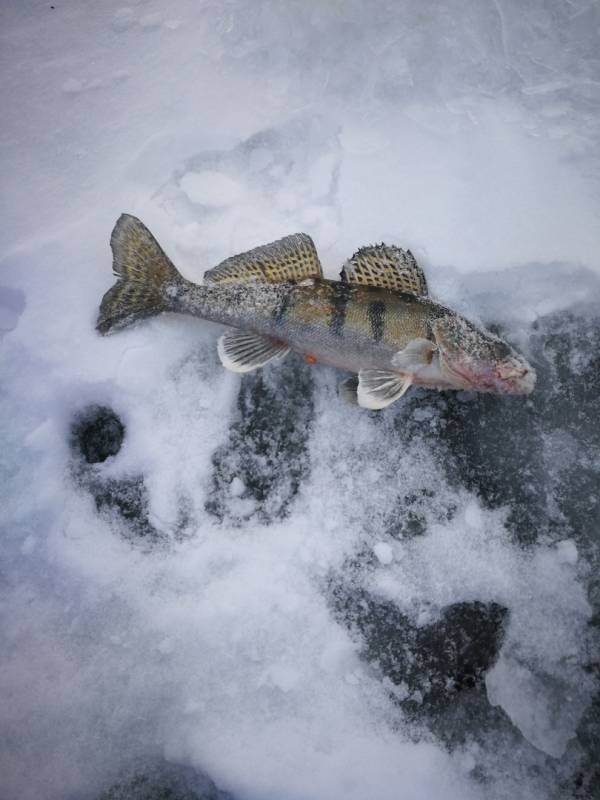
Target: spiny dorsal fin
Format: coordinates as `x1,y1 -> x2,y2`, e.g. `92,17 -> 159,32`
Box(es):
340,244 -> 428,297
204,233 -> 322,286
356,369 -> 412,409
217,330 -> 290,373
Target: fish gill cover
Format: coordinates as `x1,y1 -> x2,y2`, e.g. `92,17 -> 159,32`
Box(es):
1,1 -> 599,799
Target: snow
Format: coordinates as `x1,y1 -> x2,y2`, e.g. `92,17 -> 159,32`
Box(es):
1,1 -> 600,799
180,171 -> 248,207
373,542 -> 394,566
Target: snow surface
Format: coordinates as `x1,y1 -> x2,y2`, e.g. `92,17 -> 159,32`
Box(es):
1,1 -> 600,799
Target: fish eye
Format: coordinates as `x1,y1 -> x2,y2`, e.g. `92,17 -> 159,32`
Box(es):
491,339 -> 512,360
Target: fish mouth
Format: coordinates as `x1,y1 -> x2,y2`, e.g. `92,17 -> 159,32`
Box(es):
493,361 -> 537,394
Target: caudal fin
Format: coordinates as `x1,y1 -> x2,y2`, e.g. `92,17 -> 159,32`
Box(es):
97,214 -> 183,335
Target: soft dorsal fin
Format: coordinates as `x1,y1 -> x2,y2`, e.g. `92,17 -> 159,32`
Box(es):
340,244 -> 428,297
204,233 -> 322,285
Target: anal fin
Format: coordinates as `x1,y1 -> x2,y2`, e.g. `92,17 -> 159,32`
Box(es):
217,330 -> 290,373
357,369 -> 412,410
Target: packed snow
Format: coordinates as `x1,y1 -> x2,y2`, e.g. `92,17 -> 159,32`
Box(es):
1,1 -> 599,799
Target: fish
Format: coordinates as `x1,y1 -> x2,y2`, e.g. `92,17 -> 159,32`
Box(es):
97,214 -> 536,409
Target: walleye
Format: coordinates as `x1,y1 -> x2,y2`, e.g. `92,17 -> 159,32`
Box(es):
97,214 -> 535,409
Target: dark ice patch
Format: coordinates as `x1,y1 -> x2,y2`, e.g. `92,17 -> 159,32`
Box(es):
89,476 -> 159,542
434,389 -> 545,544
536,313 -> 600,798
385,487 -> 453,540
71,406 -> 162,543
206,357 -> 313,524
532,312 -> 600,564
98,758 -> 234,800
574,656 -> 600,800
332,586 -> 507,718
72,405 -> 125,464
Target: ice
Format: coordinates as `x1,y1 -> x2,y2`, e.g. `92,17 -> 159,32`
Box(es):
487,657 -> 583,759
2,1 -> 600,799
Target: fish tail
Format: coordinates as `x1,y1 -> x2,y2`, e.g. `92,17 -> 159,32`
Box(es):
96,214 -> 185,335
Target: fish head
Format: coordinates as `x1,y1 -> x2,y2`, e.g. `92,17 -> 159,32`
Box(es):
431,314 -> 536,395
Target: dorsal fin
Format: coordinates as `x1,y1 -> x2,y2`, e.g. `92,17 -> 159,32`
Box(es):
204,233 -> 322,285
340,244 -> 428,297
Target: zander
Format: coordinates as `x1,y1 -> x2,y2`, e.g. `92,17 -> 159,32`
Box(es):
97,215 -> 535,409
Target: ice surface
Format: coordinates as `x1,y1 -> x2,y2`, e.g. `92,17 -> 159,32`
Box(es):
1,1 -> 600,799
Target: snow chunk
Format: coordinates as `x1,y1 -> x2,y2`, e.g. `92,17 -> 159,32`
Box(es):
555,539 -> 578,565
373,541 -> 394,566
463,501 -> 484,530
486,657 -> 581,758
229,477 -> 245,497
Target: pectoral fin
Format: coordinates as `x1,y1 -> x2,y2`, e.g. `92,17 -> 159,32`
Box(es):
357,369 -> 412,410
217,330 -> 290,373
391,338 -> 437,370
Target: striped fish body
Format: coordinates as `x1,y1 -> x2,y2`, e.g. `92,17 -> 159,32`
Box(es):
97,215 -> 536,407
175,278 -> 440,374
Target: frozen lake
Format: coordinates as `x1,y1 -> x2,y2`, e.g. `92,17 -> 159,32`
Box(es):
1,2 -> 599,798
